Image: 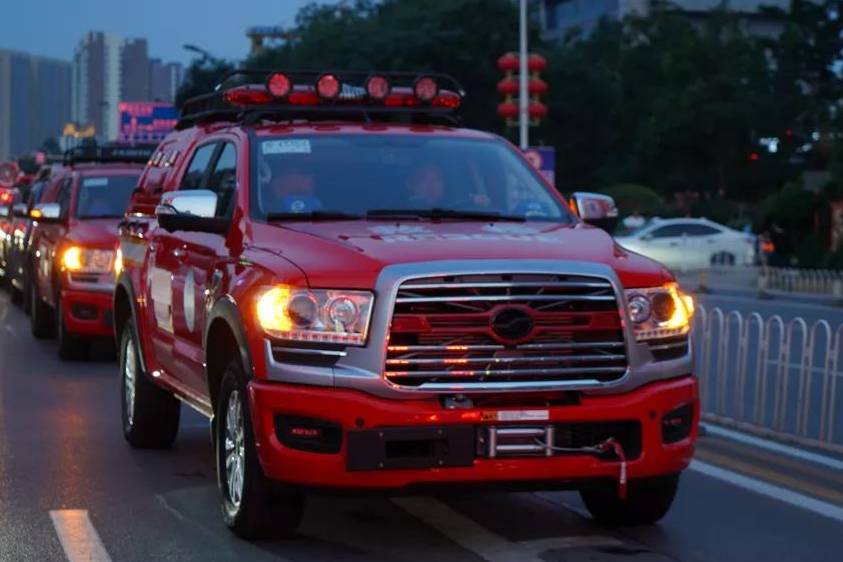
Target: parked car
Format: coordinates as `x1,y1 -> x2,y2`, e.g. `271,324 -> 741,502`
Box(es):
29,146 -> 152,358
115,69 -> 698,539
614,217 -> 756,271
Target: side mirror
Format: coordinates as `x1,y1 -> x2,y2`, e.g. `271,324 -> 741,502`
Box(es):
570,192 -> 619,232
155,189 -> 229,234
12,203 -> 29,218
33,202 -> 62,222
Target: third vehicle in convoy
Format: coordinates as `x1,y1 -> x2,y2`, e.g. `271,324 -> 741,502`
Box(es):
114,70 -> 699,539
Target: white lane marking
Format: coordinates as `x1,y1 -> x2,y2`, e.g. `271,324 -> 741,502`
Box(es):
690,460 -> 843,523
393,497 -> 619,561
394,497 -> 541,562
704,423 -> 843,472
519,535 -> 623,553
50,510 -> 112,562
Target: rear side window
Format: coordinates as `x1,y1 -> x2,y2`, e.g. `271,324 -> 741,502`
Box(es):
206,143 -> 237,217
648,224 -> 690,238
181,143 -> 218,189
684,224 -> 722,236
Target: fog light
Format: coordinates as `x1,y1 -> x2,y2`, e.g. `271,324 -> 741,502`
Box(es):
662,403 -> 694,444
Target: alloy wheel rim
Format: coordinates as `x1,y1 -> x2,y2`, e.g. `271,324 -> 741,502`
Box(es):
123,337 -> 136,427
224,390 -> 245,509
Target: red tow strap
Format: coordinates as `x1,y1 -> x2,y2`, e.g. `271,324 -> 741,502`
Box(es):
601,438 -> 628,500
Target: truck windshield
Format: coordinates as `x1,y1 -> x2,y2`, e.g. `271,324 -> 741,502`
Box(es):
252,135 -> 572,222
75,175 -> 139,219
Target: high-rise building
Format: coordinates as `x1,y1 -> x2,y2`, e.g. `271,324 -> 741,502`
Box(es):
71,32 -> 183,144
72,31 -> 122,142
149,59 -> 183,103
539,0 -> 800,40
121,38 -> 150,102
0,49 -> 71,161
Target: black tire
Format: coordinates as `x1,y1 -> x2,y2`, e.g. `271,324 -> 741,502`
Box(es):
216,360 -> 304,539
580,473 -> 680,526
56,295 -> 89,360
22,278 -> 32,315
10,284 -> 23,305
121,324 -> 180,448
30,282 -> 55,339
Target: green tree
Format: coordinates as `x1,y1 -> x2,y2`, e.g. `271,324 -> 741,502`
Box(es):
176,56 -> 236,108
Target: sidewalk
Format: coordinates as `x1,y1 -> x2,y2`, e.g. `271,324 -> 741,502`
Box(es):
675,268 -> 843,307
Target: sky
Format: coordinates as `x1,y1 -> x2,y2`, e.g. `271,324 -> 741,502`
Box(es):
0,0 -> 325,64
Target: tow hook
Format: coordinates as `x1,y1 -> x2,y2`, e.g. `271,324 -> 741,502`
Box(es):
530,433 -> 627,500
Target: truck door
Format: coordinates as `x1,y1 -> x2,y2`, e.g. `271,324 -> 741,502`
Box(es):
170,140 -> 239,397
146,142 -> 219,382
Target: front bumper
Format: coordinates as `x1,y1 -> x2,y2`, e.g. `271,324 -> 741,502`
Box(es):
248,375 -> 698,491
61,287 -> 114,337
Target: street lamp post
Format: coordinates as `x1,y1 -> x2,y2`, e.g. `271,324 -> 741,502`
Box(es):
518,0 -> 529,150
183,44 -> 214,62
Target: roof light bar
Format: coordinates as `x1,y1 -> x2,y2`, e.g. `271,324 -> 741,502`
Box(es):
223,85 -> 274,106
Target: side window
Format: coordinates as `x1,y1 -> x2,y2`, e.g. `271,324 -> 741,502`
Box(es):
648,224 -> 690,239
206,143 -> 237,217
56,178 -> 73,216
685,224 -> 722,237
27,181 -> 45,208
180,143 -> 218,190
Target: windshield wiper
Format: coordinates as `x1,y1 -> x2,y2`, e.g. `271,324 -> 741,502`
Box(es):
266,211 -> 365,221
367,208 -> 527,222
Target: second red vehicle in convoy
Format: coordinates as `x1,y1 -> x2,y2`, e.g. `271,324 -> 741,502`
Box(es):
114,70 -> 698,539
29,146 -> 151,358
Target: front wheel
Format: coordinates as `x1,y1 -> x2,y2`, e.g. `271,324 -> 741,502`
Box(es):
580,473 -> 680,526
30,282 -> 55,339
216,360 -> 304,539
56,296 -> 89,360
121,324 -> 180,448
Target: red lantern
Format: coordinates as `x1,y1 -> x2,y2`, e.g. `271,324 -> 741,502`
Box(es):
528,101 -> 548,120
528,53 -> 547,73
497,101 -> 519,120
496,77 -> 519,96
497,52 -> 519,72
528,77 -> 548,95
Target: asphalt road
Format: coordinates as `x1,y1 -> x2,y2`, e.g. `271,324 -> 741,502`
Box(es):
2,291 -> 843,562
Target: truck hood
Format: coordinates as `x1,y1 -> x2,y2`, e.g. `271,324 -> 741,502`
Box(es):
66,218 -> 120,248
249,220 -> 673,289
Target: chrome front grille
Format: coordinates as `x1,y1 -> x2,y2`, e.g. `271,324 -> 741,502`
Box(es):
385,273 -> 628,389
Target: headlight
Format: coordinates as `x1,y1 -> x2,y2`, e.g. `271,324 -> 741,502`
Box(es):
624,283 -> 694,341
61,246 -> 114,274
256,286 -> 374,346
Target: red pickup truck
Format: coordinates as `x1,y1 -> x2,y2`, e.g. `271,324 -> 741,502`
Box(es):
115,70 -> 698,539
29,146 -> 151,358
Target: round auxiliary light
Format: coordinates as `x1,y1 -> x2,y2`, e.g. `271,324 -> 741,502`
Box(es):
651,292 -> 676,322
413,76 -> 439,102
628,294 -> 651,324
267,72 -> 291,98
316,73 -> 341,100
329,297 -> 359,326
288,293 -> 318,328
365,75 -> 391,100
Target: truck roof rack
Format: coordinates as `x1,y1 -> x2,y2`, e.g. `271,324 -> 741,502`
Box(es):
63,144 -> 157,166
177,69 -> 466,130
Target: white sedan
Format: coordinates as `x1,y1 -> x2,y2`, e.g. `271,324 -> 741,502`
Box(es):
615,218 -> 756,271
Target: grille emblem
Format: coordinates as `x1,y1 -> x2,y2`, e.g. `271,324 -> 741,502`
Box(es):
491,308 -> 534,341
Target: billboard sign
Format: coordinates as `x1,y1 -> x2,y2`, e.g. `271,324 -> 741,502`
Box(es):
118,102 -> 178,144
523,146 -> 555,186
